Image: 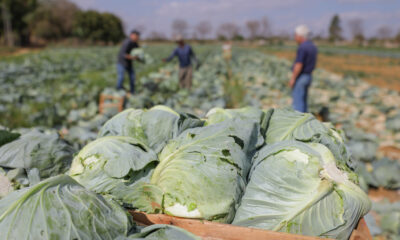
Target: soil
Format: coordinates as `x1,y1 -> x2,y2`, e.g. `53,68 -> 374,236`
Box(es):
264,49 -> 400,92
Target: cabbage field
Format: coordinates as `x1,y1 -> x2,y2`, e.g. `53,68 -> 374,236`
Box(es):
1,45 -> 400,239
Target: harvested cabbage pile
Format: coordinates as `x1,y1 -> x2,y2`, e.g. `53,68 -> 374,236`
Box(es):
69,105 -> 369,239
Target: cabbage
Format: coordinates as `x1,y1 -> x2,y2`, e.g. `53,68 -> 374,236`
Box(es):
0,129 -> 74,178
117,224 -> 201,240
131,48 -> 145,61
0,175 -> 131,240
232,141 -> 371,240
205,107 -> 266,157
0,130 -> 20,147
69,136 -> 158,206
133,120 -> 259,222
265,108 -> 352,169
205,107 -> 267,131
98,106 -> 204,153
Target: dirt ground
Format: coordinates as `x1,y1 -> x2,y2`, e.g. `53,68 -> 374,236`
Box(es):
264,49 -> 400,92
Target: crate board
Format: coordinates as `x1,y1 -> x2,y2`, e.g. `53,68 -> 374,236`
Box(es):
129,211 -> 372,240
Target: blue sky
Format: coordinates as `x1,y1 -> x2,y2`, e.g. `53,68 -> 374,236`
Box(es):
70,0 -> 400,39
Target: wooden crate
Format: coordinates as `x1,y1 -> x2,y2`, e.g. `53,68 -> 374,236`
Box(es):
129,211 -> 372,240
99,94 -> 124,114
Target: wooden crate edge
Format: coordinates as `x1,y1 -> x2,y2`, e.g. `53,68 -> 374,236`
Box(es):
129,211 -> 336,240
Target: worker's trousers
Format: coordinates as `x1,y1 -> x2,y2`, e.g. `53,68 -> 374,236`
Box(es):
179,66 -> 193,89
116,63 -> 135,94
292,73 -> 312,113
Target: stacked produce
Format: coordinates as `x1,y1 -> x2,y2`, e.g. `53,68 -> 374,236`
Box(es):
0,105 -> 370,239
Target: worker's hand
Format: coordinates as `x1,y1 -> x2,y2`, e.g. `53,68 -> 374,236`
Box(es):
289,78 -> 296,88
131,56 -> 139,61
162,59 -> 167,62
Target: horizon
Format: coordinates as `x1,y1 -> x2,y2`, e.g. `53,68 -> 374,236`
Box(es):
70,0 -> 400,39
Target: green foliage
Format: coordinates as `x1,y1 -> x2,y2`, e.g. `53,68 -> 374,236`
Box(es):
0,129 -> 74,178
0,130 -> 20,147
27,0 -> 79,40
328,14 -> 342,42
73,10 -> 125,44
0,0 -> 38,45
0,175 -> 132,240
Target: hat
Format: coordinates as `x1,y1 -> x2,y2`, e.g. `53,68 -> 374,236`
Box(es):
131,30 -> 141,36
295,25 -> 310,38
175,34 -> 184,42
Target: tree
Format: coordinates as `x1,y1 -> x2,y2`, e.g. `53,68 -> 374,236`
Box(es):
73,10 -> 124,44
195,21 -> 212,39
348,18 -> 364,45
0,0 -> 38,46
376,25 -> 392,40
246,20 -> 260,39
172,19 -> 188,38
1,1 -> 13,46
101,13 -> 125,43
216,22 -> 240,40
28,0 -> 79,41
260,16 -> 272,38
328,14 -> 342,42
395,30 -> 400,44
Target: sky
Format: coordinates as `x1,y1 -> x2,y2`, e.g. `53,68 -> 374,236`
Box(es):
69,0 -> 400,39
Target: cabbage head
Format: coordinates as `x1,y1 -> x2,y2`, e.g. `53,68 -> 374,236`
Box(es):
0,129 -> 74,178
205,107 -> 268,133
232,141 -> 371,240
133,120 -> 259,223
265,108 -> 352,169
116,224 -> 201,240
69,136 -> 158,205
98,106 -> 204,153
0,175 -> 132,240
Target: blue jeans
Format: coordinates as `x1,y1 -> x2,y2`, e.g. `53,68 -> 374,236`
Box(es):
116,63 -> 135,93
292,74 -> 312,113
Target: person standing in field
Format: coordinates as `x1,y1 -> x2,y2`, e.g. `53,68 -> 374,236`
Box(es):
116,30 -> 141,94
163,36 -> 198,89
289,25 -> 318,113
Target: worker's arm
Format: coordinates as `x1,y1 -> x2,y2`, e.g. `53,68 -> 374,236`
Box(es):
163,49 -> 177,62
125,54 -> 138,60
289,62 -> 303,88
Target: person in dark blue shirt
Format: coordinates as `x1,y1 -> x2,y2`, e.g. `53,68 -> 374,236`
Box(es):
116,30 -> 141,94
163,36 -> 197,89
289,25 -> 318,113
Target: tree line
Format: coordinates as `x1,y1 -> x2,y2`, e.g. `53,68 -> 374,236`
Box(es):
156,16 -> 400,46
1,1 -> 399,47
1,0 -> 125,47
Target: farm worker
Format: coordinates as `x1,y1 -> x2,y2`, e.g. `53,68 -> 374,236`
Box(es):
289,25 -> 318,113
163,35 -> 198,89
222,40 -> 232,61
116,30 -> 141,94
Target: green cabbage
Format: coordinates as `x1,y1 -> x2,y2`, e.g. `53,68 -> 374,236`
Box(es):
117,224 -> 201,240
133,120 -> 259,222
0,175 -> 132,240
69,136 -> 158,206
232,141 -> 371,240
265,108 -> 352,169
98,106 -> 204,153
0,129 -> 74,178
